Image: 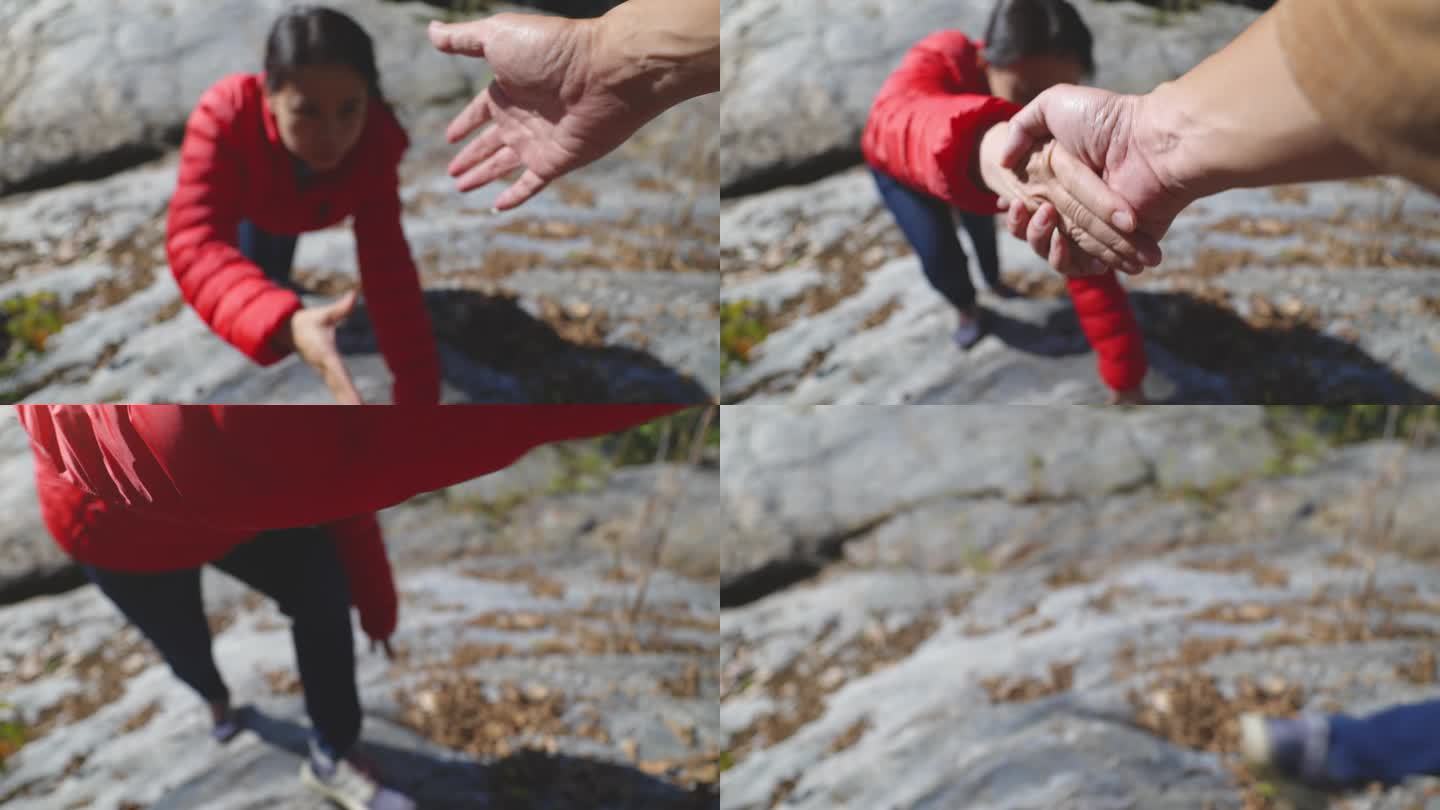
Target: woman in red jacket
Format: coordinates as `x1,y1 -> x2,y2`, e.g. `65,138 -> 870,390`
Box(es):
20,403 -> 680,810
861,0 -> 1151,404
166,6 -> 439,407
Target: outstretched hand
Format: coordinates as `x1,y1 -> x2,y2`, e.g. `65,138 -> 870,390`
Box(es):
280,291 -> 364,405
429,13 -> 674,210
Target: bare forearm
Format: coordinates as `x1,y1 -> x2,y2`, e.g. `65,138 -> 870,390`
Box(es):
598,0 -> 720,106
1138,9 -> 1375,199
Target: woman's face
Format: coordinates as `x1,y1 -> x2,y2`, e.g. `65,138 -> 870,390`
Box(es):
266,64 -> 369,172
986,55 -> 1085,106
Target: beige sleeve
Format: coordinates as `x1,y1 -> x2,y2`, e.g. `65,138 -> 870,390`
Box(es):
1275,0 -> 1440,194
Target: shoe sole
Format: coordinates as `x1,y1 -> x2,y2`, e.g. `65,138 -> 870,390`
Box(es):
300,762 -> 370,810
1238,715 -> 1331,810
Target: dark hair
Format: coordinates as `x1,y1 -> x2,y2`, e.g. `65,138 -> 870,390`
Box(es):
264,5 -> 385,100
982,0 -> 1095,78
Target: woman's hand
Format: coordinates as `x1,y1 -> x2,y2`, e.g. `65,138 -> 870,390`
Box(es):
275,291 -> 365,405
978,121 -> 1163,277
370,638 -> 396,660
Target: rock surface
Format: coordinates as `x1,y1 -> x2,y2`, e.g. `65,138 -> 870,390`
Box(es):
0,0 -> 718,404
720,405 -> 1440,809
0,437 -> 720,809
722,168 -> 1440,404
720,0 -> 1262,195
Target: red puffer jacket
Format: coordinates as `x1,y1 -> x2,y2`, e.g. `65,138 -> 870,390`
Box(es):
20,404 -> 683,640
32,450 -> 400,642
861,31 -> 1147,393
166,73 -> 441,404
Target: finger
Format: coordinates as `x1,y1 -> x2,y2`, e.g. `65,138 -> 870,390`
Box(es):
1027,203 -> 1057,259
448,123 -> 506,177
428,19 -> 490,58
1048,228 -> 1071,276
1001,95 -> 1052,169
326,368 -> 364,406
324,290 -> 359,325
319,350 -> 364,405
445,87 -> 495,145
494,168 -> 549,211
1006,201 -> 1032,241
995,197 -> 1010,211
1048,149 -> 1163,267
1056,210 -> 1142,275
455,145 -> 522,193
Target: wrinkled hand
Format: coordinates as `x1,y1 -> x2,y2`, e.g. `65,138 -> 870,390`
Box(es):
983,129 -> 1161,277
283,291 -> 364,405
429,14 -> 668,210
999,85 -> 1194,275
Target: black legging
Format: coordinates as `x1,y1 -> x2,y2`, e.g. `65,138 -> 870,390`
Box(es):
83,526 -> 361,756
871,166 -> 1001,312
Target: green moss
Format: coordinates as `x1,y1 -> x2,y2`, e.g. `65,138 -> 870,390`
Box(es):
546,445 -> 613,495
447,489 -> 534,522
720,300 -> 770,376
1267,405 -> 1440,446
1167,475 -> 1245,507
0,704 -> 26,773
961,545 -> 994,575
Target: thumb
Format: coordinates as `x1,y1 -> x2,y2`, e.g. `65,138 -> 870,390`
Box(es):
324,290 -> 358,325
1001,95 -> 1053,169
429,19 -> 489,57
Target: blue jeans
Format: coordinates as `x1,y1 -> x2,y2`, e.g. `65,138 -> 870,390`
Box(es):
83,527 -> 361,756
237,220 -> 298,287
870,167 -> 1001,312
1326,699 -> 1440,787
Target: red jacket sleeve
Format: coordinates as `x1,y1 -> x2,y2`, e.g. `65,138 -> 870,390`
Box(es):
353,163 -> 441,406
1067,273 -> 1148,392
166,78 -> 303,365
862,31 -> 1021,213
326,512 -> 398,642
15,404 -> 686,533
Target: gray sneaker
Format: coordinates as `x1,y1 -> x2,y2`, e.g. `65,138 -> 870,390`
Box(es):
952,308 -> 985,350
300,741 -> 416,810
209,702 -> 244,744
1239,712 -> 1335,810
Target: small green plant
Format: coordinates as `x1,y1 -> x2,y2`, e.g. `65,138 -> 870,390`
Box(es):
1267,406 -> 1439,447
0,291 -> 63,373
1169,475 -> 1244,507
1260,406 -> 1439,478
603,406 -> 719,468
547,445 -> 613,495
447,489 -> 533,522
0,703 -> 27,772
961,544 -> 994,575
720,300 -> 770,375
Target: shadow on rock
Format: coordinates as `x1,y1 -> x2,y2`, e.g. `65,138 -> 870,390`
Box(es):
149,706 -> 712,810
336,287 -> 711,404
983,290 -> 1438,404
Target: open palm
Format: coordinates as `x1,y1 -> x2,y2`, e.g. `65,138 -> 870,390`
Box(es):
430,14 -> 658,210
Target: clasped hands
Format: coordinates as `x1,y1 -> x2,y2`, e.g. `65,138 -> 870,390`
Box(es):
982,84 -> 1193,278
